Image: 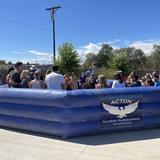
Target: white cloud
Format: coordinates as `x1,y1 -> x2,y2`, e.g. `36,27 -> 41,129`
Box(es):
27,50 -> 51,57
77,42 -> 103,63
78,40 -> 120,55
9,50 -> 52,64
5,57 -> 52,65
7,39 -> 160,64
129,40 -> 160,54
77,39 -> 160,62
77,39 -> 122,62
79,42 -> 102,55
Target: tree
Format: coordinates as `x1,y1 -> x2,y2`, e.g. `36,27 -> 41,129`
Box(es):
83,53 -> 97,69
0,60 -> 6,65
111,47 -> 146,74
129,48 -> 146,70
150,44 -> 160,70
56,43 -> 80,74
111,50 -> 131,74
96,44 -> 113,68
8,61 -> 13,65
145,55 -> 153,69
82,44 -> 113,70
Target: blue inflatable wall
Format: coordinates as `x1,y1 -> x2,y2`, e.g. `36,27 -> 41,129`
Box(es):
0,87 -> 160,138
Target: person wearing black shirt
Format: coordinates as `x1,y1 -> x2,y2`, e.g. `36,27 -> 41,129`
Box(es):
9,62 -> 23,88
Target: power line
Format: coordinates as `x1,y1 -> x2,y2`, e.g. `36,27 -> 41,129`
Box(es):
30,1 -> 79,44
0,16 -> 51,32
56,20 -> 75,43
61,12 -> 82,34
32,0 -> 80,43
59,12 -> 84,44
55,27 -> 69,43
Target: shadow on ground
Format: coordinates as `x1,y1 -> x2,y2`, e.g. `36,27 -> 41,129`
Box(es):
1,126 -> 160,146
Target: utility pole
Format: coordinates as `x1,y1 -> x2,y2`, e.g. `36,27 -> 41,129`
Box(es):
46,6 -> 61,64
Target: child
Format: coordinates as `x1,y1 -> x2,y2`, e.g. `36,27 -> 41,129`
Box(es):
29,71 -> 45,89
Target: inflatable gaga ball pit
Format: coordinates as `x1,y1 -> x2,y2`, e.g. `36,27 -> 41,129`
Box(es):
0,87 -> 160,138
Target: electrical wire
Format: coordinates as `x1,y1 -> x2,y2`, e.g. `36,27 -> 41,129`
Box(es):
29,0 -> 67,44
30,0 -> 78,44
58,12 -> 84,45
31,0 -> 48,8
0,16 -> 51,32
0,2 -> 72,48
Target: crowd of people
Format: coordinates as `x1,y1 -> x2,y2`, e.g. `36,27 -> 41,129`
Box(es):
1,62 -> 160,90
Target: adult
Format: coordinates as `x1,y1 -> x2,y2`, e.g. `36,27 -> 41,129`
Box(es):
91,63 -> 97,75
145,73 -> 152,80
81,78 -> 91,89
71,73 -> 78,90
145,78 -> 155,87
6,66 -> 14,87
21,70 -> 30,88
46,69 -> 52,76
0,74 -> 3,85
141,77 -> 147,87
129,74 -> 141,87
112,71 -> 126,88
64,74 -> 72,90
88,73 -> 97,89
83,67 -> 93,79
45,65 -> 65,90
152,74 -> 160,87
78,72 -> 86,89
9,62 -> 23,88
96,75 -> 109,89
29,65 -> 37,80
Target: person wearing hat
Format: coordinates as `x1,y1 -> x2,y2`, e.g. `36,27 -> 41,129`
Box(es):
45,65 -> 65,90
9,62 -> 23,88
29,65 -> 37,80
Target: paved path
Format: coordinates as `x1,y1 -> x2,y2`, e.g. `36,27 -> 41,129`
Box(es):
0,128 -> 160,160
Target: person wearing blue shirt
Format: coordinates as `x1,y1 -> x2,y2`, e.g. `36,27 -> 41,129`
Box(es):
153,74 -> 160,87
130,75 -> 142,87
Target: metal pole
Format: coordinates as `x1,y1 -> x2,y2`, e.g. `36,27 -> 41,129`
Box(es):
52,12 -> 56,64
46,6 -> 61,65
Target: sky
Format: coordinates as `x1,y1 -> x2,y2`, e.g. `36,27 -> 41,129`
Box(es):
0,0 -> 160,64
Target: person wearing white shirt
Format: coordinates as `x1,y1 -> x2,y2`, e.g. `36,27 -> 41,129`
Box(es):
112,80 -> 126,88
112,71 -> 126,88
45,65 -> 65,90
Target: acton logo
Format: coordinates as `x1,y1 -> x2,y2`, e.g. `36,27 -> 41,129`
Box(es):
102,99 -> 139,119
